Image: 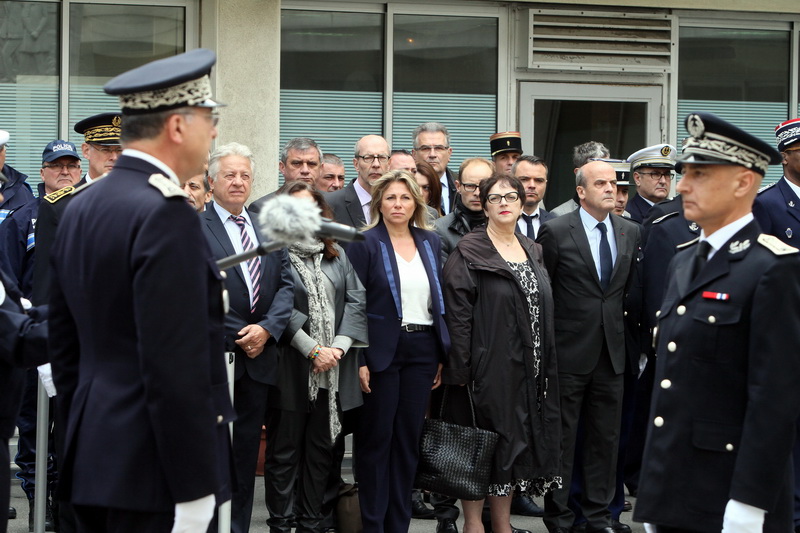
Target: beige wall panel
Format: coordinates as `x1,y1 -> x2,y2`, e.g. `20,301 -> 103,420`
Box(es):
513,0 -> 799,14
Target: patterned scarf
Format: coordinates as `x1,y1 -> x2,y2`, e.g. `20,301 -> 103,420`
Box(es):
288,240 -> 341,441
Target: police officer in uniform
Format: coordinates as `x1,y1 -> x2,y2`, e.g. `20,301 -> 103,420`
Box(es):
32,112 -> 122,306
753,117 -> 800,533
49,49 -> 234,533
634,112 -> 800,533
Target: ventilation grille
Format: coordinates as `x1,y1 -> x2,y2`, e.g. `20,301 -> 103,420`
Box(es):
527,8 -> 673,73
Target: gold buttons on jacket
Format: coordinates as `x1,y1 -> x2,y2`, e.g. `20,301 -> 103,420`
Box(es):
654,416 -> 664,427
660,379 -> 672,389
655,310 -> 661,317
217,415 -> 224,424
667,341 -> 677,352
725,443 -> 734,451
708,316 -> 716,324
676,305 -> 686,315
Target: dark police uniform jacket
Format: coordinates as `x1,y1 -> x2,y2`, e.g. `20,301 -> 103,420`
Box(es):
0,164 -> 34,225
753,176 -> 800,245
49,154 -> 235,511
0,183 -> 44,297
634,220 -> 800,533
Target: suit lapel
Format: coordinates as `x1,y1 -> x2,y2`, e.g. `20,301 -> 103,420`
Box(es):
203,206 -> 247,287
344,185 -> 366,227
568,210 -> 603,289
778,179 -> 800,225
376,223 -> 403,319
609,215 -> 631,282
412,228 -> 445,317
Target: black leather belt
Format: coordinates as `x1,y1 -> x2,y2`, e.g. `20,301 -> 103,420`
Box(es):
401,323 -> 433,333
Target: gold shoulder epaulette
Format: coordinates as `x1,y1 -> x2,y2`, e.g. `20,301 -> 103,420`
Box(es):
70,174 -> 106,195
43,186 -> 74,204
148,173 -> 188,199
758,181 -> 777,194
757,233 -> 799,255
652,211 -> 679,225
676,237 -> 699,250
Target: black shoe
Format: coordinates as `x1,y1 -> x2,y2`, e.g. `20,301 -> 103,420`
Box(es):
551,528 -> 572,533
437,518 -> 459,533
483,517 -> 531,533
622,500 -> 632,512
571,524 -> 586,533
512,527 -> 532,533
612,520 -> 631,533
510,493 -> 544,517
586,528 -> 615,533
9,507 -> 16,519
412,493 -> 436,519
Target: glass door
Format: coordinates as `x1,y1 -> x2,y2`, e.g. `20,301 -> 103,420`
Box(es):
519,82 -> 662,209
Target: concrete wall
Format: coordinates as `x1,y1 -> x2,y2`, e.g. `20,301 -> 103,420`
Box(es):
205,0 -> 281,203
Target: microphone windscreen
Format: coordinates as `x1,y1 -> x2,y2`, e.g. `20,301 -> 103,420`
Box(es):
257,194 -> 321,244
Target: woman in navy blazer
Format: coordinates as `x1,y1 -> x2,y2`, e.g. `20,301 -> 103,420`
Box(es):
346,170 -> 450,533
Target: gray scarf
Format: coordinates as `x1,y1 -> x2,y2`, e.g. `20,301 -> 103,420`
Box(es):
288,240 -> 341,441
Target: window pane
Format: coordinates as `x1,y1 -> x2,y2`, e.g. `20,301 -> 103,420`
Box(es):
280,10 -> 384,185
392,15 -> 498,173
282,10 -> 384,92
393,15 -> 497,94
68,4 -> 185,149
0,1 -> 60,193
678,27 -> 789,185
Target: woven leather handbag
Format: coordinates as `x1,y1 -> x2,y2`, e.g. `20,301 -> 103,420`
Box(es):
414,386 -> 499,500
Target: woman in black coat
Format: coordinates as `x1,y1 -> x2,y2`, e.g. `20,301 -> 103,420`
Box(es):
442,174 -> 561,533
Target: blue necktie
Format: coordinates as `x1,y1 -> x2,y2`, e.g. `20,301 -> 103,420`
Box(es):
521,213 -> 537,239
597,222 -> 612,291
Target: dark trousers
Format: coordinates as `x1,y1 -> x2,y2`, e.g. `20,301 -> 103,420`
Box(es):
73,504 -> 173,533
265,390 -> 337,533
624,353 -> 656,494
544,348 -> 624,531
15,369 -> 57,499
230,371 -> 270,533
1,436 -> 9,533
355,330 -> 439,533
793,419 -> 800,528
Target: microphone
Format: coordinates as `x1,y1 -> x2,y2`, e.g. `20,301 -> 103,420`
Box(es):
257,195 -> 364,244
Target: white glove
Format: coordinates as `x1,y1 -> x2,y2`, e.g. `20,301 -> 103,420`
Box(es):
638,353 -> 648,378
172,493 -> 215,533
37,363 -> 57,398
721,499 -> 765,533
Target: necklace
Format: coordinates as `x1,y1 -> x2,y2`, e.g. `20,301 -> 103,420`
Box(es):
488,226 -> 516,247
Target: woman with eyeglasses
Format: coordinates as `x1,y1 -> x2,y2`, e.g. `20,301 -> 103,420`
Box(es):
346,169 -> 449,533
442,173 -> 562,533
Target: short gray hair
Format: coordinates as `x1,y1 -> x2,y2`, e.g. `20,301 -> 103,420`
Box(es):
572,141 -> 609,168
280,137 -> 322,164
576,165 -> 587,187
322,153 -> 343,167
209,142 -> 255,180
412,122 -> 451,149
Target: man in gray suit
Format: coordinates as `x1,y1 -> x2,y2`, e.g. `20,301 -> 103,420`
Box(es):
325,135 -> 390,228
537,160 -> 641,533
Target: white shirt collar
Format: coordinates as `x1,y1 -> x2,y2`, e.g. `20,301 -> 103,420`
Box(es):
700,212 -> 754,259
212,201 -> 252,225
122,148 -> 180,185
783,176 -> 800,200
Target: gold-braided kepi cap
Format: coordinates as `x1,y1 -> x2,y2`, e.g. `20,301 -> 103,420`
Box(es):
490,131 -> 523,157
74,112 -> 122,145
103,48 -> 224,115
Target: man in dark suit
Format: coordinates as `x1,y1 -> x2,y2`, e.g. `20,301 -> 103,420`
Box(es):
412,122 -> 458,214
513,155 -> 554,240
200,141 -> 294,533
634,112 -> 800,533
326,134 -> 390,228
249,137 -> 323,214
49,49 -> 235,532
624,144 -> 676,223
752,117 -> 800,533
537,160 -> 641,533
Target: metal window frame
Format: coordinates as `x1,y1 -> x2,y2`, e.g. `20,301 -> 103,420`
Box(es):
281,0 -> 507,146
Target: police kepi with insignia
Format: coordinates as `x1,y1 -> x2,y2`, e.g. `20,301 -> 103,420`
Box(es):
753,117 -> 800,244
48,49 -> 235,532
634,112 -> 800,533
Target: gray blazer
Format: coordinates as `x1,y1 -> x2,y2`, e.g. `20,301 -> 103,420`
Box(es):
276,243 -> 368,412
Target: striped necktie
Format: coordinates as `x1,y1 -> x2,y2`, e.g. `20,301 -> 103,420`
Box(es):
230,215 -> 261,313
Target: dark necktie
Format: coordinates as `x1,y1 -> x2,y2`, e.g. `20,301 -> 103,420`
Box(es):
230,215 -> 261,313
597,222 -> 613,291
521,213 -> 538,239
692,240 -> 712,281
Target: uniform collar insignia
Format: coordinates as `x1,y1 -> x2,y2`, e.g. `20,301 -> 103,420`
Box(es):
689,222 -> 699,232
787,228 -> 793,239
728,239 -> 750,254
790,200 -> 796,208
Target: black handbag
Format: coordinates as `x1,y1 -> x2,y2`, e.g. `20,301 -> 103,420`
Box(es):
414,386 -> 499,500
